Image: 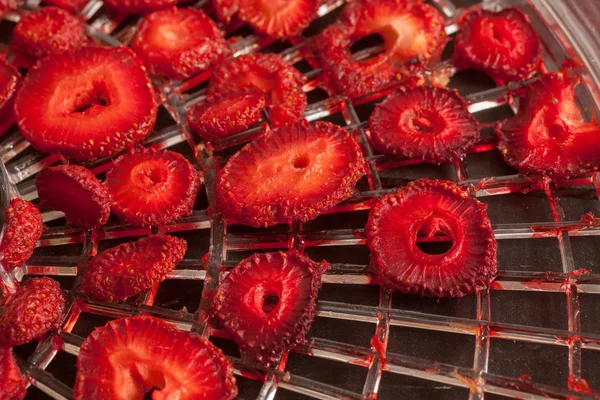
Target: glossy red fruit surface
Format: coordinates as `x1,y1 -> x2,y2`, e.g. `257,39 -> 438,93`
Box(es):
0,348 -> 26,400
237,0 -> 320,38
103,0 -> 176,14
0,198 -> 43,271
42,0 -> 88,13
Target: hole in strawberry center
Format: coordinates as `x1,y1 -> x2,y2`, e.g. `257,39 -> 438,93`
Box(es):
350,33 -> 386,56
415,218 -> 453,255
293,154 -> 311,169
404,110 -> 446,134
74,96 -> 108,113
132,163 -> 169,191
262,293 -> 280,314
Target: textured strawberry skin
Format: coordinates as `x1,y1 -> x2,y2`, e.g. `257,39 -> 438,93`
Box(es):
103,0 -> 176,14
0,277 -> 65,346
36,165 -> 111,230
237,0 -> 320,38
212,0 -> 238,22
42,0 -> 88,13
0,58 -> 20,137
212,250 -> 329,366
0,198 -> 44,271
366,179 -> 497,298
0,0 -> 22,10
0,347 -> 26,400
81,235 -> 187,302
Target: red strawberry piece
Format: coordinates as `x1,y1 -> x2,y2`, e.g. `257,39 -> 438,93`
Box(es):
0,198 -> 43,271
187,93 -> 265,141
217,120 -> 366,227
42,0 -> 89,13
212,250 -> 329,366
106,148 -> 201,227
81,235 -> 187,302
131,7 -> 230,80
368,85 -> 479,163
212,0 -> 238,22
14,46 -> 157,161
75,316 -> 237,400
366,179 -> 497,297
496,70 -> 600,179
237,0 -> 320,38
312,0 -> 446,98
0,0 -> 22,11
454,8 -> 541,83
36,165 -> 110,230
10,7 -> 88,68
103,0 -> 176,15
0,58 -> 20,137
207,53 -> 307,127
0,348 -> 26,400
0,277 -> 65,346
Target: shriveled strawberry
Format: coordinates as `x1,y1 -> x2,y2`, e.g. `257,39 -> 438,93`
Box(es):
312,0 -> 446,98
213,0 -> 238,22
81,235 -> 187,302
497,70 -> 600,179
0,277 -> 65,346
213,250 -> 328,366
42,0 -> 89,13
237,0 -> 319,38
0,58 -> 20,137
14,46 -> 157,161
0,348 -> 25,400
103,0 -> 176,14
454,8 -> 541,82
75,316 -> 237,400
105,148 -> 201,227
10,7 -> 88,68
187,94 -> 265,141
366,179 -> 497,297
131,7 -> 230,80
217,120 -> 366,227
36,165 -> 110,230
0,0 -> 22,11
0,198 -> 43,271
207,53 -> 306,127
369,85 -> 479,163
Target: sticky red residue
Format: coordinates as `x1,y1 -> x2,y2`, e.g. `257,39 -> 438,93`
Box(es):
51,332 -> 64,350
522,280 -> 544,291
520,374 -> 531,381
491,281 -> 504,290
568,375 -> 595,394
569,268 -> 592,277
580,212 -> 595,224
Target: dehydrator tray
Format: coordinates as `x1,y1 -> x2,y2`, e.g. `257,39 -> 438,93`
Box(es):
2,0 -> 600,399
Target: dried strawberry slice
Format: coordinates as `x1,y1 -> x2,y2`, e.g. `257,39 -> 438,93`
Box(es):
212,0 -> 238,22
75,316 -> 237,400
0,0 -> 22,11
237,0 -> 320,38
369,85 -> 479,163
0,277 -> 65,346
0,348 -> 26,399
103,0 -> 176,14
131,7 -> 230,80
10,7 -> 88,68
82,235 -> 186,302
0,58 -> 20,137
212,250 -> 329,366
14,46 -> 157,161
207,53 -> 306,127
312,0 -> 446,98
454,8 -> 541,83
217,120 -> 366,227
36,165 -> 110,230
366,179 -> 497,297
106,148 -> 201,227
497,71 -> 600,179
0,198 -> 44,271
187,94 -> 265,141
42,0 -> 88,13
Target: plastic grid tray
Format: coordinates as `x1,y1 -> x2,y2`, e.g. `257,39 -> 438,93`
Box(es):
1,0 -> 600,399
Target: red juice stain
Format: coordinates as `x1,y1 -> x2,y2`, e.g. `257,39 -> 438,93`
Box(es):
490,281 -> 504,290
568,374 -> 596,395
522,280 -> 544,290
569,268 -> 592,277
520,374 -> 531,381
581,212 -> 595,224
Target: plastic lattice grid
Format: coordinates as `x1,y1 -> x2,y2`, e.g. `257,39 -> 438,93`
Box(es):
1,0 -> 600,399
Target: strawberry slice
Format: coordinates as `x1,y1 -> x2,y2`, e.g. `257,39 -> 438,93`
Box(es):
81,235 -> 187,302
366,179 -> 497,297
212,0 -> 238,22
14,46 -> 157,161
497,70 -> 600,179
103,0 -> 176,15
0,277 -> 65,346
105,148 -> 201,227
0,58 -> 20,137
0,198 -> 44,271
207,53 -> 307,127
10,7 -> 88,68
212,250 -> 329,366
237,0 -> 320,38
369,85 -> 479,163
0,0 -> 22,11
75,316 -> 237,400
454,8 -> 541,83
131,7 -> 230,80
217,120 -> 366,227
187,94 -> 265,141
0,348 -> 26,400
36,165 -> 111,230
312,0 -> 446,98
42,0 -> 89,13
